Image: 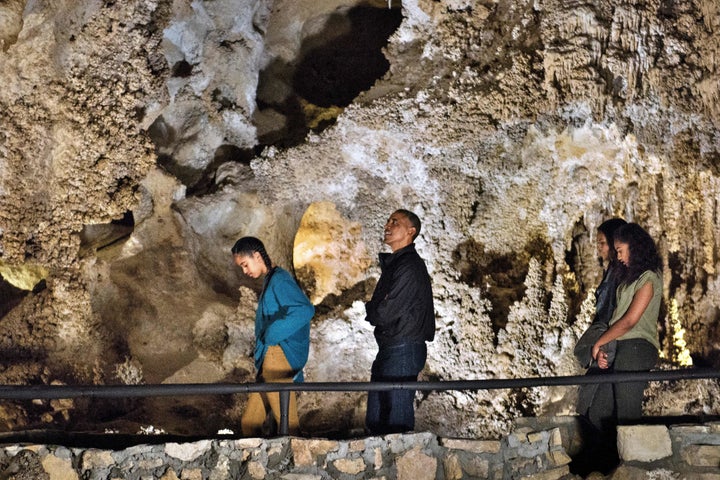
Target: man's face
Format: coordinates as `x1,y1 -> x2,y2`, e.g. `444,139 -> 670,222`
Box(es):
383,211 -> 416,252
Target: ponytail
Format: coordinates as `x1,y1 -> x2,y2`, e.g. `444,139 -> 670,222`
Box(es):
231,237 -> 272,271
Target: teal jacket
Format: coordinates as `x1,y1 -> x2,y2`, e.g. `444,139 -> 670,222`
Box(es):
255,267 -> 314,382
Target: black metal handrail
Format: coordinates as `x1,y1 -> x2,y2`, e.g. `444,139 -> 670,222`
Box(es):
1,368 -> 718,435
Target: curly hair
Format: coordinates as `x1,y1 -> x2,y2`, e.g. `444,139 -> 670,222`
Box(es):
613,223 -> 662,285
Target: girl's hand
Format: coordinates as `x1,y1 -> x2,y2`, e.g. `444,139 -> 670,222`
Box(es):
591,343 -> 610,369
597,350 -> 609,369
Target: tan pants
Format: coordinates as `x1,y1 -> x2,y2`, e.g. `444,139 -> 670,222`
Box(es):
241,345 -> 300,436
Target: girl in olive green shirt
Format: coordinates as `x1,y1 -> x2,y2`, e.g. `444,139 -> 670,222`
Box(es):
590,223 -> 662,470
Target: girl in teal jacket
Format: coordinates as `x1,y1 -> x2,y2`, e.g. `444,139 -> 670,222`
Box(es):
232,237 -> 314,436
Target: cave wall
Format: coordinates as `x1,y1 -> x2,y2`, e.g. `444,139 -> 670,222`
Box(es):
0,0 -> 719,437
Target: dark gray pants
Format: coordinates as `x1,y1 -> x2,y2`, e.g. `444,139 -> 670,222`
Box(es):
574,339 -> 658,475
613,338 -> 659,423
585,338 -> 658,433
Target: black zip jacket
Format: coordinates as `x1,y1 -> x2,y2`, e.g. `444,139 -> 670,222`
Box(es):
365,243 -> 435,347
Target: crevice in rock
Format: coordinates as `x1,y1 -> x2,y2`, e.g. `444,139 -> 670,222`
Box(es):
696,309 -> 720,368
292,6 -> 402,108
564,218 -> 591,323
451,237 -> 554,340
156,154 -> 202,192
79,211 -> 135,257
150,118 -> 257,195
146,115 -> 175,148
255,5 -> 403,148
186,145 -> 257,196
0,0 -> 24,52
312,277 -> 377,317
0,279 -> 29,320
171,60 -> 193,78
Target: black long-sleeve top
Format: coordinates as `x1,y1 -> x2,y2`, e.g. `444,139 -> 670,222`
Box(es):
594,263 -> 621,325
365,243 -> 435,347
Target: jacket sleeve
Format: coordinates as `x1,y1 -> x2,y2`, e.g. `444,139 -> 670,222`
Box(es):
365,260 -> 419,327
263,272 -> 314,345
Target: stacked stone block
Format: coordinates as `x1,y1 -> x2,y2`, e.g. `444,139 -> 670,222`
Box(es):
0,420 -> 718,478
501,427 -> 572,479
615,423 -> 720,478
0,430 -> 562,480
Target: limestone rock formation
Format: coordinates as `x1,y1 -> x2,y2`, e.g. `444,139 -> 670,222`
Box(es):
0,0 -> 719,438
293,201 -> 372,304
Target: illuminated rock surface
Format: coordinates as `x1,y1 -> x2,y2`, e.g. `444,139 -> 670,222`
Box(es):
0,0 -> 719,438
293,201 -> 372,304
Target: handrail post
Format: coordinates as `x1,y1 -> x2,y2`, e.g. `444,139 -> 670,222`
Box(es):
279,390 -> 290,436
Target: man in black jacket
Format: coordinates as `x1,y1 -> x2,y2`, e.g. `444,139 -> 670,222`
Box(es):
365,209 -> 435,434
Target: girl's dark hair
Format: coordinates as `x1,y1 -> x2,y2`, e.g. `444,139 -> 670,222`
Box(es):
231,237 -> 272,271
598,217 -> 627,263
614,223 -> 662,285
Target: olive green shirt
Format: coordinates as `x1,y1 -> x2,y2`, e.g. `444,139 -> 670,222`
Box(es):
609,270 -> 662,350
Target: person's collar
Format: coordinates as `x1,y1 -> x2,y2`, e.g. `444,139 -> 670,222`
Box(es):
392,243 -> 416,255
379,243 -> 416,267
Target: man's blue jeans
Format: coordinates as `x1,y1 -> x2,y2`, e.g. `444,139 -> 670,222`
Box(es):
366,342 -> 427,435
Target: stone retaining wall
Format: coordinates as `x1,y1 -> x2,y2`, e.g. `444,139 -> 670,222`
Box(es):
0,418 -> 718,479
614,423 -> 720,478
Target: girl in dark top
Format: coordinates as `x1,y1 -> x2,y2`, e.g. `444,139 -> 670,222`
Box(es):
573,217 -> 626,475
575,218 -> 627,423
